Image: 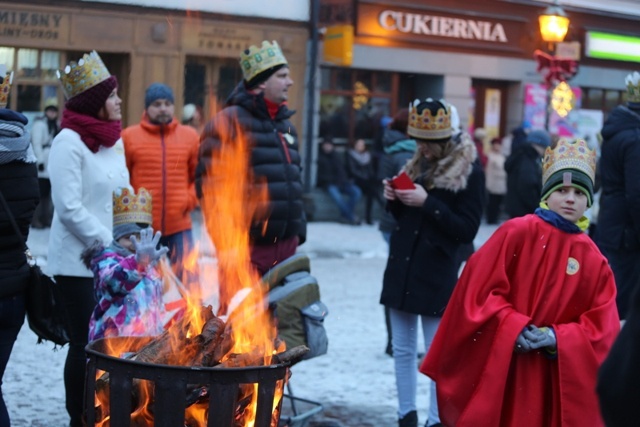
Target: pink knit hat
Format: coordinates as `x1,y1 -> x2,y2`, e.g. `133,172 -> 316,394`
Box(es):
64,75 -> 118,118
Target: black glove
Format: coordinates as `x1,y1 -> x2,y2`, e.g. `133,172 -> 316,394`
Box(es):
38,163 -> 45,172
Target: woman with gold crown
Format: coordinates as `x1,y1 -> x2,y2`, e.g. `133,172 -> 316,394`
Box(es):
380,98 -> 485,427
47,51 -> 129,426
421,137 -> 620,426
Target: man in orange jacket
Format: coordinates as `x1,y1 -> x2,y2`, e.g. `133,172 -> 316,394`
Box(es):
122,83 -> 200,291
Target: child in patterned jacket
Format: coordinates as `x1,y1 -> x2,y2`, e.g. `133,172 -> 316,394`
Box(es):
82,187 -> 169,341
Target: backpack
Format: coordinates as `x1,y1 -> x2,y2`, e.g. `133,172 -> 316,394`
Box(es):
263,254 -> 329,360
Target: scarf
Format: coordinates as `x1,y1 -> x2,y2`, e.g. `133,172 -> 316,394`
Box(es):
535,202 -> 589,233
348,149 -> 371,166
0,119 -> 37,164
264,97 -> 283,120
61,109 -> 121,153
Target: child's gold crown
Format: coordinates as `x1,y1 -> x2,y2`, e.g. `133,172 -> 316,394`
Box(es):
113,187 -> 153,227
407,98 -> 452,141
57,50 -> 111,99
0,70 -> 13,108
626,71 -> 640,104
240,40 -> 288,83
542,138 -> 596,187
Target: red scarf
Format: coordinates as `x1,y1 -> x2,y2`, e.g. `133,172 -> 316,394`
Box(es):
264,98 -> 285,120
60,109 -> 121,153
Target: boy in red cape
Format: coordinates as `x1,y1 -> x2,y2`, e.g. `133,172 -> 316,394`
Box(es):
421,137 -> 619,427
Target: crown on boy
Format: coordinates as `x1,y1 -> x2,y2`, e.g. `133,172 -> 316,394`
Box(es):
626,71 -> 640,105
113,187 -> 153,227
0,71 -> 13,108
240,40 -> 288,83
57,50 -> 111,100
542,138 -> 596,186
407,98 -> 452,141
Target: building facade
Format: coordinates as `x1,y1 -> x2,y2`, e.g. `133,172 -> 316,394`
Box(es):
1,1 -> 309,133
316,0 -> 640,158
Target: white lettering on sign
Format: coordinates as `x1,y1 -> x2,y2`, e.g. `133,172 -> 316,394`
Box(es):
378,10 -> 508,43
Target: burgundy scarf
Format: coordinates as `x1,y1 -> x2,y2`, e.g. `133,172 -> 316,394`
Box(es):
60,109 -> 121,153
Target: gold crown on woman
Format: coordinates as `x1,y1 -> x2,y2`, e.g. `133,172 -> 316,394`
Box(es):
0,70 -> 13,108
407,98 -> 452,140
542,138 -> 596,186
240,40 -> 288,82
626,71 -> 640,104
57,50 -> 111,99
113,187 -> 153,227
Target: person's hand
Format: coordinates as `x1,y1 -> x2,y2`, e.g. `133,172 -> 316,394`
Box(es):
382,179 -> 396,201
514,329 -> 534,353
395,184 -> 428,207
131,228 -> 169,268
523,325 -> 557,350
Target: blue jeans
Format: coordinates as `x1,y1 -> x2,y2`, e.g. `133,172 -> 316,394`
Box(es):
389,308 -> 441,426
160,230 -> 199,295
326,183 -> 362,222
0,294 -> 25,427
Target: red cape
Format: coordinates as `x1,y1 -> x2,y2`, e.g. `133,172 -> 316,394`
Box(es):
421,215 -> 619,426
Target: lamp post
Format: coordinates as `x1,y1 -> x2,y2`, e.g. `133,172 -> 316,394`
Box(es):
537,0 -> 571,130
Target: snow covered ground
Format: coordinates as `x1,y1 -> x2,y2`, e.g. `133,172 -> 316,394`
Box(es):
5,220 -> 499,427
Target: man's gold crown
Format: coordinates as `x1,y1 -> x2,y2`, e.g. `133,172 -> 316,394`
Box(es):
626,71 -> 640,104
0,71 -> 13,108
239,40 -> 288,82
113,187 -> 153,227
57,50 -> 111,100
407,98 -> 452,141
542,138 -> 596,186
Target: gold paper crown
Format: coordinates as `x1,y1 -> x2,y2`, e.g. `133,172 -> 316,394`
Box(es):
57,50 -> 111,100
407,98 -> 453,141
113,187 -> 153,227
626,71 -> 640,104
240,40 -> 288,83
0,71 -> 13,108
542,138 -> 596,187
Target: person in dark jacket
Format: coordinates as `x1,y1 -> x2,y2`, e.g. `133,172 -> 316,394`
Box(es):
504,129 -> 551,218
598,275 -> 640,426
347,138 -> 384,224
377,108 -> 416,356
317,138 -> 362,224
595,71 -> 640,319
0,99 -> 40,427
380,98 -> 485,427
197,40 -> 306,313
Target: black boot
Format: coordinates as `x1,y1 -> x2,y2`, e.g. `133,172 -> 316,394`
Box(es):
399,410 -> 418,427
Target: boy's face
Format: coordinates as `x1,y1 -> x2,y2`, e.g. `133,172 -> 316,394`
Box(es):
117,233 -> 140,252
546,186 -> 588,223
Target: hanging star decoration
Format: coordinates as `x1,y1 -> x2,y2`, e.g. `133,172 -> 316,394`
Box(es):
534,49 -> 579,85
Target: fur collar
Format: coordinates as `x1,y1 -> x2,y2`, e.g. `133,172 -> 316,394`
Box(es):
428,133 -> 477,192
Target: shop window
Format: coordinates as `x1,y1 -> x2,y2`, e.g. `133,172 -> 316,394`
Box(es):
582,87 -> 625,116
0,47 -> 63,114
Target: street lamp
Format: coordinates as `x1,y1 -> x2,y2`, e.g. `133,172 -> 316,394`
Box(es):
539,1 -> 570,48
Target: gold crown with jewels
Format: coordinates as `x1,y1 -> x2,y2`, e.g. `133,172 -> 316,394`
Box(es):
626,71 -> 640,104
57,50 -> 111,99
407,98 -> 452,141
240,40 -> 288,83
113,187 -> 153,227
542,138 -> 596,187
0,70 -> 13,108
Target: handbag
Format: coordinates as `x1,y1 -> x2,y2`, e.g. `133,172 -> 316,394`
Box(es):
0,190 -> 69,347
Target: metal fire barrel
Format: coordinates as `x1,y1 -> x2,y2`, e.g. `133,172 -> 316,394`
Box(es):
84,337 -> 289,427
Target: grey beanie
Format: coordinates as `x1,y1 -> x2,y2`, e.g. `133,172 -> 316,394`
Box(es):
144,83 -> 174,108
527,129 -> 552,148
113,223 -> 144,241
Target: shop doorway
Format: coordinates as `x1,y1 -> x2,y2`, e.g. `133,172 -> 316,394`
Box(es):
472,80 -> 509,141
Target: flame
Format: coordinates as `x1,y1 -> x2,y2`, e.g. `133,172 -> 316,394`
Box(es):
92,103 -> 285,426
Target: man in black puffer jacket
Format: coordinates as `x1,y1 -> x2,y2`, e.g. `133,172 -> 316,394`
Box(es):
197,41 -> 306,311
595,71 -> 640,320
